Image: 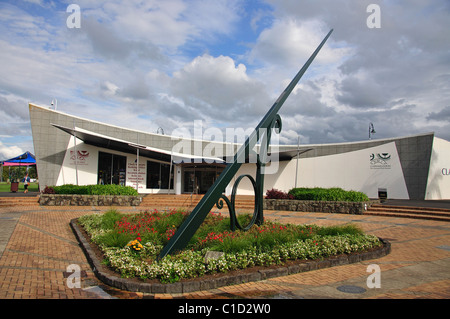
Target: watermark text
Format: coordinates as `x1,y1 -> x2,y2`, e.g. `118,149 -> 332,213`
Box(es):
367,4 -> 381,29
366,264 -> 381,288
66,4 -> 81,29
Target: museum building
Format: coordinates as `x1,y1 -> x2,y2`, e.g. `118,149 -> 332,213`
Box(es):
29,103 -> 450,200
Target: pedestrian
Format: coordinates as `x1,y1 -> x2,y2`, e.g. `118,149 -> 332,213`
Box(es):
23,173 -> 30,193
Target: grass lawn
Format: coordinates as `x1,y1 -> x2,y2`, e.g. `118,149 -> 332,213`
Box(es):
0,182 -> 39,193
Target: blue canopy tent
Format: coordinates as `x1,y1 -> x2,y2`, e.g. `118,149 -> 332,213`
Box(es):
0,151 -> 36,192
1,151 -> 36,167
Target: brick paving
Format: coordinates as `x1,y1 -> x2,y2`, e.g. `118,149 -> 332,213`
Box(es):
0,199 -> 449,299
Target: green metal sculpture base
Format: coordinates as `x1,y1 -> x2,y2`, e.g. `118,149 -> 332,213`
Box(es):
158,29 -> 333,260
216,172 -> 262,232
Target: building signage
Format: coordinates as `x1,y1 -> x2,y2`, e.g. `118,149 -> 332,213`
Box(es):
127,162 -> 146,188
370,153 -> 391,169
442,168 -> 450,176
69,150 -> 89,165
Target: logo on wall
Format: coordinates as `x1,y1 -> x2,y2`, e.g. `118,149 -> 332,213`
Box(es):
70,150 -> 89,165
370,153 -> 391,169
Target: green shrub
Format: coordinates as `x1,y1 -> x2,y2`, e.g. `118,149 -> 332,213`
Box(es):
53,184 -> 88,194
52,184 -> 138,196
88,184 -> 138,196
288,187 -> 369,202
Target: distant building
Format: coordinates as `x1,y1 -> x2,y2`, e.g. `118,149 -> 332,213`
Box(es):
29,103 -> 450,200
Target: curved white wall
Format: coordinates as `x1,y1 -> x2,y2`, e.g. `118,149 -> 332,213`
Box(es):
426,137 -> 450,200
234,142 -> 410,199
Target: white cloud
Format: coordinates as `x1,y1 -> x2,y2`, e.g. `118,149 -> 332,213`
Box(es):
76,0 -> 242,51
170,54 -> 270,123
249,19 -> 350,68
0,141 -> 23,161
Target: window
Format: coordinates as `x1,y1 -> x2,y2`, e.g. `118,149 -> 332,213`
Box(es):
98,152 -> 126,185
182,165 -> 224,194
146,161 -> 173,189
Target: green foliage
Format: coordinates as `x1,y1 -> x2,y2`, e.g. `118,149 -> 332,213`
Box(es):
288,187 -> 369,202
50,184 -> 138,196
97,231 -> 135,248
100,209 -> 122,229
315,224 -> 363,236
1,166 -> 37,182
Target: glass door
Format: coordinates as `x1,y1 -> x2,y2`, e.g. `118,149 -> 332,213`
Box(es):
98,151 -> 126,185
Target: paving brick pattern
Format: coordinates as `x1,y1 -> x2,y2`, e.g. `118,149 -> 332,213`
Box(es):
0,201 -> 449,299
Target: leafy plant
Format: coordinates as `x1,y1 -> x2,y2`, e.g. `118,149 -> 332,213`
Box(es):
97,231 -> 135,248
265,188 -> 294,199
48,184 -> 139,196
316,224 -> 363,236
288,187 -> 369,202
100,209 -> 123,229
42,186 -> 56,194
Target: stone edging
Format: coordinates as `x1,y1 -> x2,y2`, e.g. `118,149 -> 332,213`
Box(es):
40,194 -> 143,206
263,199 -> 380,214
70,218 -> 391,294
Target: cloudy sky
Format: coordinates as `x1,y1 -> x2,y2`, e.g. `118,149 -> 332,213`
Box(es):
0,0 -> 449,160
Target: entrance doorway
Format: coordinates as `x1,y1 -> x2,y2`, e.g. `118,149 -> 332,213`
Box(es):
183,164 -> 225,194
98,152 -> 126,185
146,160 -> 173,190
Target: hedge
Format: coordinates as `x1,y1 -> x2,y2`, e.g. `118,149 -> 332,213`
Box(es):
44,184 -> 139,196
288,187 -> 369,202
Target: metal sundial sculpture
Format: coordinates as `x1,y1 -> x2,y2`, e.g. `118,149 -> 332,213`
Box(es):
158,29 -> 333,259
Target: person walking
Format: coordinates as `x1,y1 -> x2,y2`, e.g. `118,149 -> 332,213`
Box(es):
23,173 -> 30,193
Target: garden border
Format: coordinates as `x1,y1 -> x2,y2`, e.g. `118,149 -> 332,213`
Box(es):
263,199 -> 380,214
39,194 -> 143,206
70,218 -> 391,294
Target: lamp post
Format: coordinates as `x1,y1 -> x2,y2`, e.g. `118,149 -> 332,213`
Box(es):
369,123 -> 376,140
73,120 -> 78,185
295,136 -> 300,188
295,143 -> 313,189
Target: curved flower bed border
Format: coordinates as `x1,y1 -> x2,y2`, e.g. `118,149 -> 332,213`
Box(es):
70,218 -> 390,294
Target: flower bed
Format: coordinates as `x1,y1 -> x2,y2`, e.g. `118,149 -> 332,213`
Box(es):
75,209 -> 387,288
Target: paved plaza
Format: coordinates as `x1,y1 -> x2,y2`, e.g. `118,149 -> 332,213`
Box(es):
0,197 -> 449,300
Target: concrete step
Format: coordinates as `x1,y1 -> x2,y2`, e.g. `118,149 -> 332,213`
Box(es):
0,196 -> 40,207
368,206 -> 450,217
365,204 -> 450,222
139,194 -> 256,212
